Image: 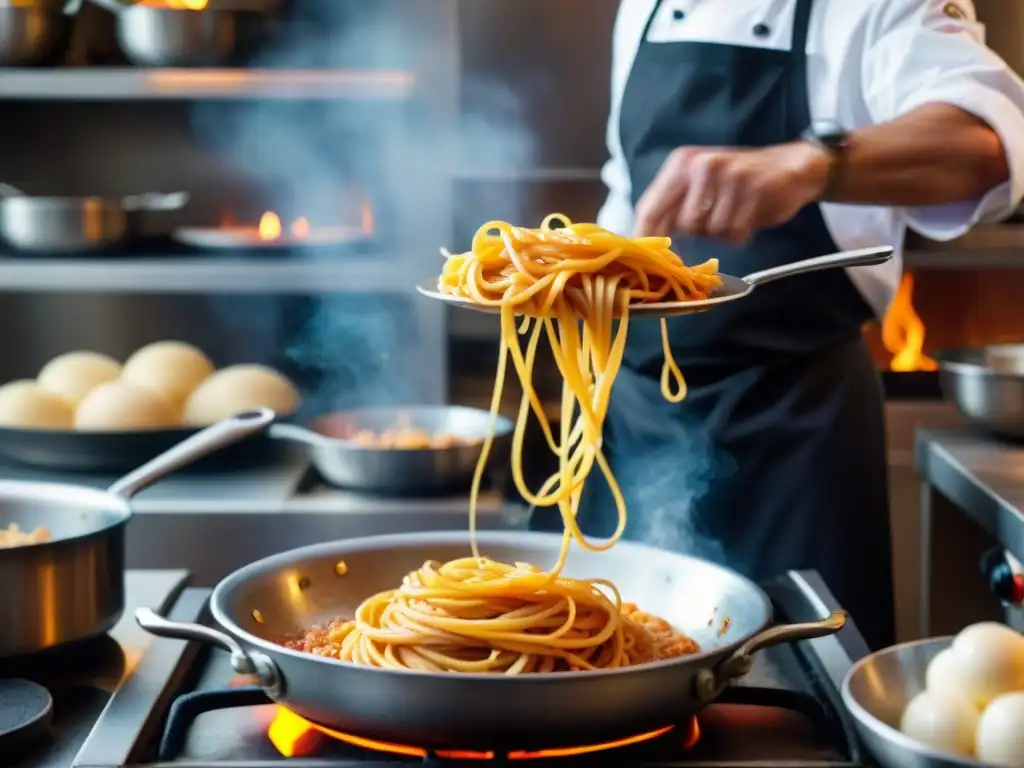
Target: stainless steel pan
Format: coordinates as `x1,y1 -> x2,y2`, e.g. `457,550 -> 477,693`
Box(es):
269,406 -> 514,495
136,531 -> 846,749
937,345 -> 1024,440
0,184 -> 189,252
417,246 -> 894,319
0,408 -> 273,658
842,637 -> 982,768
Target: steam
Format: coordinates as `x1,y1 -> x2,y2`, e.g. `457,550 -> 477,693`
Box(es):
608,409 -> 734,565
189,2 -> 535,410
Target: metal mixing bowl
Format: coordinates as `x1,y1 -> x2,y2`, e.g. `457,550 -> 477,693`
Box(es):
937,346 -> 1024,440
842,637 -> 990,768
0,0 -> 73,66
115,1 -> 277,67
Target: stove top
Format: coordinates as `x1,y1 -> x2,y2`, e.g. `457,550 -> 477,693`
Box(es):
6,570 -> 875,768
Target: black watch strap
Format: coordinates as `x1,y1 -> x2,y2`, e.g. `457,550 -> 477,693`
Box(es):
801,120 -> 849,201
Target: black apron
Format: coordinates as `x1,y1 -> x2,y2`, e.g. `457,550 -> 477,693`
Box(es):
531,0 -> 895,650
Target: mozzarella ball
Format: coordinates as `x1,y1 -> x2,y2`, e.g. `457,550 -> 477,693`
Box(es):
977,692 -> 1024,765
0,380 -> 74,429
75,381 -> 178,431
37,351 -> 121,407
900,690 -> 978,757
121,341 -> 214,411
950,622 -> 1024,709
926,649 -> 973,706
183,365 -> 299,426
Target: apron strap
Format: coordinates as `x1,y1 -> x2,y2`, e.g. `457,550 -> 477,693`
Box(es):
790,0 -> 814,56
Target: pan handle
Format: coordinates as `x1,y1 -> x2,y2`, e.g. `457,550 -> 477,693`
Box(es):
741,246 -> 893,288
136,607 -> 283,697
268,423 -> 331,446
107,409 -> 276,499
693,611 -> 847,703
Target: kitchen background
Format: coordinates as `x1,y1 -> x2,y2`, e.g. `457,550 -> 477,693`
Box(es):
0,0 -> 1022,642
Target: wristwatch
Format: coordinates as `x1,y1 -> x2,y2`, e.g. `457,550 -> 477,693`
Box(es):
801,120 -> 849,201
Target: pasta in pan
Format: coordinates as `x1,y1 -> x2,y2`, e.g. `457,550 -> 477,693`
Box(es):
282,216 -> 720,672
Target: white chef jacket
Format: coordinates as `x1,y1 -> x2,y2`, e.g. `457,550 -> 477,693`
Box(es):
599,0 -> 1024,317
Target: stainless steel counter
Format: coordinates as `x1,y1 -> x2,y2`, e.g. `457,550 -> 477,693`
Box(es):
915,428 -> 1024,636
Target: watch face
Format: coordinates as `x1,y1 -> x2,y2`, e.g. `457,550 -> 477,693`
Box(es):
809,120 -> 846,146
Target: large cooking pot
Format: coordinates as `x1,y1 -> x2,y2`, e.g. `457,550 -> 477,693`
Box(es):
936,345 -> 1024,440
136,531 -> 846,750
0,0 -> 72,67
0,408 -> 273,658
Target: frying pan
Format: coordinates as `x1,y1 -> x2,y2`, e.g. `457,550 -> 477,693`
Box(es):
0,421 -> 284,474
417,246 -> 894,318
268,405 -> 514,495
136,531 -> 846,750
0,409 -> 275,658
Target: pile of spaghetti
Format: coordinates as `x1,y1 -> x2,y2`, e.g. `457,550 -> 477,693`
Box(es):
285,216 -> 720,673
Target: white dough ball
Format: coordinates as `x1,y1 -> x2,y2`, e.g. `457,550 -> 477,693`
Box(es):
183,364 -> 299,426
0,380 -> 74,429
900,690 -> 978,757
37,351 -> 121,407
121,341 -> 214,411
75,381 -> 178,431
950,622 -> 1024,709
976,692 -> 1024,765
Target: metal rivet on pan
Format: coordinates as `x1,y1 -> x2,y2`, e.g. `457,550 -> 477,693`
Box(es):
297,576 -> 311,591
252,609 -> 265,624
752,22 -> 771,37
334,560 -> 349,577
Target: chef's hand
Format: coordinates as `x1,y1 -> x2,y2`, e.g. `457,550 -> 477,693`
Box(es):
633,142 -> 831,243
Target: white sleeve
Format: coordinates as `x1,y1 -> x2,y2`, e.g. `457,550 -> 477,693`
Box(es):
596,5 -> 636,237
861,0 -> 1024,240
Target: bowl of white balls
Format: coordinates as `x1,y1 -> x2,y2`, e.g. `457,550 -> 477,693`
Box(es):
842,622 -> 1024,767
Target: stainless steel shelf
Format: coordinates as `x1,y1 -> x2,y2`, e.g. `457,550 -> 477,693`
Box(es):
0,68 -> 417,101
453,167 -> 602,182
0,256 -> 409,293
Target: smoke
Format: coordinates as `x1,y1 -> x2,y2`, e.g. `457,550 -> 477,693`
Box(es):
190,1 -> 535,410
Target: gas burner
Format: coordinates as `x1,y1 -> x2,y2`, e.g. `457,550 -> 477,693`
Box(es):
0,678 -> 53,756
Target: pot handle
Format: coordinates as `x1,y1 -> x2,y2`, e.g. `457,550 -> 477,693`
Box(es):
122,191 -> 190,212
107,409 -> 275,499
693,611 -> 847,703
136,607 -> 284,697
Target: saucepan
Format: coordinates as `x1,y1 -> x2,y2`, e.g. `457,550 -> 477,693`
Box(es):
0,0 -> 73,66
417,246 -> 895,318
269,406 -> 515,495
0,408 -> 274,658
136,530 -> 847,749
0,183 -> 189,253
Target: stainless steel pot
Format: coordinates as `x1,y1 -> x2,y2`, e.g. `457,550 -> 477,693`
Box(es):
0,0 -> 73,67
0,185 -> 189,252
936,346 -> 1024,440
115,0 -> 279,67
0,408 -> 274,658
269,406 -> 515,495
136,531 -> 847,749
842,637 -> 983,768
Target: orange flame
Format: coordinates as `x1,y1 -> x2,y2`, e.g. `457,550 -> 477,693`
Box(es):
163,0 -> 208,9
258,212 -> 282,242
266,706 -> 697,760
360,203 -> 375,235
881,272 -> 937,372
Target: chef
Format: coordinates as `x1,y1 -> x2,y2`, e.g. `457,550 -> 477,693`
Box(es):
531,0 -> 1024,650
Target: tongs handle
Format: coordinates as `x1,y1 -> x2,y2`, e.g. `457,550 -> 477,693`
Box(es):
742,246 -> 894,288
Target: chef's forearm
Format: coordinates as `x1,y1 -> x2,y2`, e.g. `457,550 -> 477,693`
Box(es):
798,103 -> 1011,206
